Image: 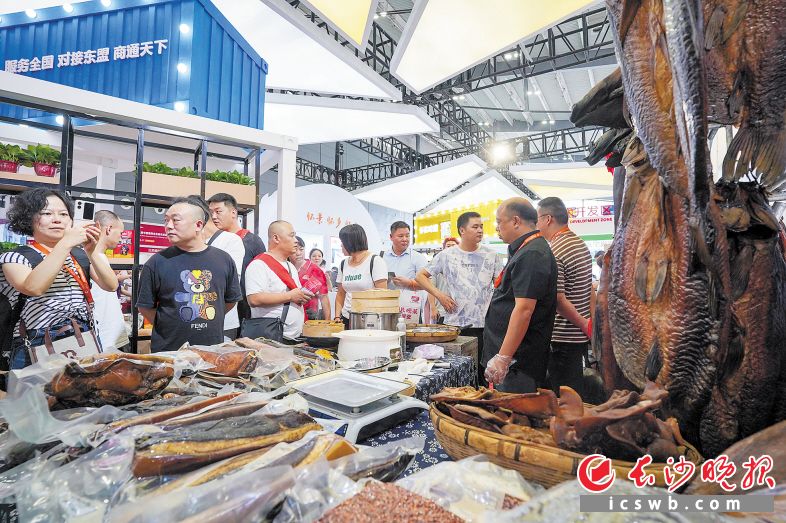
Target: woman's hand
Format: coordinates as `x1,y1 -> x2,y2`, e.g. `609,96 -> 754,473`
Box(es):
81,224 -> 103,255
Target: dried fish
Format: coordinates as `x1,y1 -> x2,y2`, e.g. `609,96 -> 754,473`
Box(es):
133,410 -> 321,476
181,346 -> 258,377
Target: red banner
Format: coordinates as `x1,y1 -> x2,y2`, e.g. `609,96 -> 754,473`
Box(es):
139,223 -> 169,254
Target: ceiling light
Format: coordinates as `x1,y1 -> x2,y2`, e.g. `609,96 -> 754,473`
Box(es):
176,62 -> 188,73
491,142 -> 513,164
100,0 -> 112,6
174,101 -> 187,112
25,9 -> 37,18
55,115 -> 65,125
534,90 -> 540,95
526,90 -> 533,95
541,120 -> 548,124
549,119 -> 555,124
373,14 -> 379,19
380,11 -> 388,17
62,3 -> 74,13
18,123 -> 28,128
179,23 -> 190,34
452,95 -> 459,101
459,95 -> 465,100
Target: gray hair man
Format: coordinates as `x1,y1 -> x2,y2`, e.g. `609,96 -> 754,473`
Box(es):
537,197 -> 593,395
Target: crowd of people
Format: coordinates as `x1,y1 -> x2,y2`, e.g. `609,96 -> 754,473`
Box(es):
0,187 -> 596,395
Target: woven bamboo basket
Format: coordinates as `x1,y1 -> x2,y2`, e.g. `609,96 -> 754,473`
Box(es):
430,405 -> 703,489
406,324 -> 460,343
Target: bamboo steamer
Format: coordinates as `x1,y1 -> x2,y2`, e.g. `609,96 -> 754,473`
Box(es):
351,289 -> 400,314
429,406 -> 703,489
302,320 -> 344,338
406,324 -> 460,343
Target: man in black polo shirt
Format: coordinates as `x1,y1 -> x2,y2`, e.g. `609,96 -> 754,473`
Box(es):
483,198 -> 557,392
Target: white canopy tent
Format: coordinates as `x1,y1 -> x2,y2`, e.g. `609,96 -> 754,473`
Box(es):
423,170 -> 528,214
351,155 -> 490,214
510,162 -> 614,201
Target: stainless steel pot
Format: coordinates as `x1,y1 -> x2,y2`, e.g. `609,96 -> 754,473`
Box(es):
349,311 -> 399,331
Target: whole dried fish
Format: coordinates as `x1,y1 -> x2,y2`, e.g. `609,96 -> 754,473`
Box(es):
158,400 -> 270,430
45,354 -> 174,408
133,410 -> 320,476
110,393 -> 242,432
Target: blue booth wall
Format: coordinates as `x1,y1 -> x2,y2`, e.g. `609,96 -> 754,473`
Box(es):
0,0 -> 267,129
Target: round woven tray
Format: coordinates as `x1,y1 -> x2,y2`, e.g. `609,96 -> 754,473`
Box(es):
430,405 -> 703,489
406,324 -> 460,343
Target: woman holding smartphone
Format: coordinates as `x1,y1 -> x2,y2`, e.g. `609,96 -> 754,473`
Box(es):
0,188 -> 118,369
333,224 -> 388,329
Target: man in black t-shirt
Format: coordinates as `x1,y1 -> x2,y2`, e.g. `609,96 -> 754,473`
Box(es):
137,196 -> 242,352
483,198 -> 557,393
207,193 -> 266,321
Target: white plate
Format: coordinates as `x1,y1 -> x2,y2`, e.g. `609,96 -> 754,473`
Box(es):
289,369 -> 408,408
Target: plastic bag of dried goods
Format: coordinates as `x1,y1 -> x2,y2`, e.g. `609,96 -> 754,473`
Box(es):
13,434 -> 136,523
274,459 -> 360,523
0,382 -> 133,447
396,455 -> 541,520
330,436 -> 425,482
107,465 -> 295,523
493,480 -> 726,523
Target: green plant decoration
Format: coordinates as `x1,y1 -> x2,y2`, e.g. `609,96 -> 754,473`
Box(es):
140,161 -> 253,185
0,143 -> 25,162
20,144 -> 61,167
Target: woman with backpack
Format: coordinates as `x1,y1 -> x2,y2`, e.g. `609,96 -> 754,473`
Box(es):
0,188 -> 118,369
333,224 -> 388,329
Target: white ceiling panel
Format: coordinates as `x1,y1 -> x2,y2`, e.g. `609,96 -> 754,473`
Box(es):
391,0 -> 597,94
299,0 -> 378,50
212,0 -> 402,100
264,93 -> 438,144
352,155 -> 487,213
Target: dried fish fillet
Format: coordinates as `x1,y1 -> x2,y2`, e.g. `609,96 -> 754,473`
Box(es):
133,410 -> 321,476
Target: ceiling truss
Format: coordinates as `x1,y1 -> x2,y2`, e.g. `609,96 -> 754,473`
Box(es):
283,1 -> 612,199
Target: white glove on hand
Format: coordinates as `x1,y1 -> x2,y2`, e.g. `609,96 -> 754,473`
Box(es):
484,354 -> 513,385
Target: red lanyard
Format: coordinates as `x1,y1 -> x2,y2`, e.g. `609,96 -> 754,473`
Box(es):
33,242 -> 94,305
494,232 -> 542,288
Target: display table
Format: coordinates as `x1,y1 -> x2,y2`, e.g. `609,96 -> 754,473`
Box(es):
409,352 -> 476,399
407,335 -> 478,362
362,410 -> 446,477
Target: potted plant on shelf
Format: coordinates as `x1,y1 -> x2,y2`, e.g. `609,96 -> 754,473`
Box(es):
0,142 -> 24,173
21,144 -> 61,177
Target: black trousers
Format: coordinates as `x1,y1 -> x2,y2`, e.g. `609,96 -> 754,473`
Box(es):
460,327 -> 484,388
547,341 -> 588,396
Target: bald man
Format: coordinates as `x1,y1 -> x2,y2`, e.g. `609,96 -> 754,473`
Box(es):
137,196 -> 242,351
243,220 -> 313,341
483,198 -> 558,392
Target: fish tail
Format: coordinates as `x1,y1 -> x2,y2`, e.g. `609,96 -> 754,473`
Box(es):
722,126 -> 786,191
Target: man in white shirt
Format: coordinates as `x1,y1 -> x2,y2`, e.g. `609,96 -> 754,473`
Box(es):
202,219 -> 244,340
385,221 -> 427,322
91,210 -> 130,350
245,220 -> 313,341
416,211 -> 502,384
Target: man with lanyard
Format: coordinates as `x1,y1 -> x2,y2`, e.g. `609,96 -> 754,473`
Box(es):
207,193 -> 266,322
537,197 -> 593,395
384,221 -> 427,322
483,198 -> 558,393
416,212 -> 502,386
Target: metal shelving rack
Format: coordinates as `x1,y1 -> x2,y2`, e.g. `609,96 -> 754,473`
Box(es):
0,100 -> 264,353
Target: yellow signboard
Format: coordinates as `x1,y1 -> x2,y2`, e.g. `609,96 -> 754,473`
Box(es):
414,200 -> 502,246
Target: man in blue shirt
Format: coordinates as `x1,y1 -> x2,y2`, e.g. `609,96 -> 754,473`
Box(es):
384,221 -> 427,321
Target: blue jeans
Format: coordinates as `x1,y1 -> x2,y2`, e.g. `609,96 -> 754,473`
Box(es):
10,318 -> 92,369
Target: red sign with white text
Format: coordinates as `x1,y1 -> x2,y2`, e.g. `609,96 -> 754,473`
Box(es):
139,223 -> 169,254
